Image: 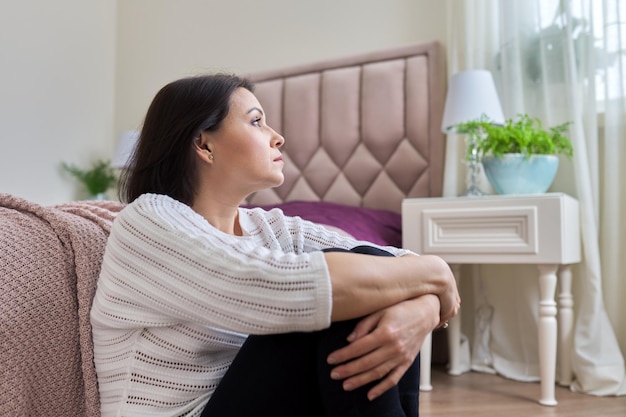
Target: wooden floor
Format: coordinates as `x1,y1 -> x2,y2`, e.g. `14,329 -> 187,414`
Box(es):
420,365 -> 626,417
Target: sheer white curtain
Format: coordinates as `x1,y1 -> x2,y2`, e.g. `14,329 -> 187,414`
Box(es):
444,0 -> 626,395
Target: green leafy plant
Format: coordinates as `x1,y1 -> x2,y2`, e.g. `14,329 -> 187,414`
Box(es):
62,159 -> 117,196
457,114 -> 573,159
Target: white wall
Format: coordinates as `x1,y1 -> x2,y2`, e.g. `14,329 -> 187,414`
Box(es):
115,0 -> 446,134
0,1 -> 117,205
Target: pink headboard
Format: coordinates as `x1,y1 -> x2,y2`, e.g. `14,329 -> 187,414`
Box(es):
246,41 -> 446,213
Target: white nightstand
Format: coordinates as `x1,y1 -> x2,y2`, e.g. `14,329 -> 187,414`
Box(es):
402,193 -> 581,406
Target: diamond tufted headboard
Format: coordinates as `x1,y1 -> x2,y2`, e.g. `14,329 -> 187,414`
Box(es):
246,41 -> 446,213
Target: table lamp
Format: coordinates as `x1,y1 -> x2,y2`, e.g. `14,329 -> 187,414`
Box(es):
441,70 -> 505,196
112,130 -> 140,169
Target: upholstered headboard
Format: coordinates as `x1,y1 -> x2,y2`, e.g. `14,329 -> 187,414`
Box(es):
246,41 -> 446,213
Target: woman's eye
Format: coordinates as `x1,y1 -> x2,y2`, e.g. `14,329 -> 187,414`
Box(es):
252,117 -> 262,127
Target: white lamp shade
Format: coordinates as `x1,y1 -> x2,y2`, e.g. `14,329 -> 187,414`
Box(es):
441,70 -> 505,132
112,130 -> 139,169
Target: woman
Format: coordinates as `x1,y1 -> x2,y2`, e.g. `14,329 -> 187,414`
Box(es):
90,74 -> 460,417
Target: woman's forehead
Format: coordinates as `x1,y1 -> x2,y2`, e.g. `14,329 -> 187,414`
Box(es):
230,88 -> 262,112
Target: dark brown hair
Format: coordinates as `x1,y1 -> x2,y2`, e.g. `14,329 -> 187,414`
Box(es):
118,74 -> 254,205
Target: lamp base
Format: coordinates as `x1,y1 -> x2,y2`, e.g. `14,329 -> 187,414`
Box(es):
460,132 -> 486,198
461,184 -> 484,197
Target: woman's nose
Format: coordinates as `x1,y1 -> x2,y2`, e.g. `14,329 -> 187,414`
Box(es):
272,129 -> 285,148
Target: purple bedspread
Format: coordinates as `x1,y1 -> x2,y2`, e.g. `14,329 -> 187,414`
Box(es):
249,201 -> 402,248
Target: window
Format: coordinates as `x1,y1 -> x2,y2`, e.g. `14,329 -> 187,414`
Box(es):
536,1 -> 626,103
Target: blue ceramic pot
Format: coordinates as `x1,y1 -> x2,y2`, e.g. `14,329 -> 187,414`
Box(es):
481,154 -> 559,194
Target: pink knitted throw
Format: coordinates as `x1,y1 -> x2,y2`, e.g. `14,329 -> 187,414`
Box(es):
0,194 -> 123,417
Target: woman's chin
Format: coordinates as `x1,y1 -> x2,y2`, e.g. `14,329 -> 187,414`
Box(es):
271,175 -> 285,188
255,174 -> 284,191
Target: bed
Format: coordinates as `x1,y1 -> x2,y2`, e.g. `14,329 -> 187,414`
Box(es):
245,41 -> 447,248
0,40 -> 446,417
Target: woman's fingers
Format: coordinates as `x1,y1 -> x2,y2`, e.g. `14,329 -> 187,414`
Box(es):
366,364 -> 410,400
328,296 -> 436,396
331,341 -> 408,394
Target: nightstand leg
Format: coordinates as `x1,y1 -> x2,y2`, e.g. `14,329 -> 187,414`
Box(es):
537,264 -> 559,406
419,332 -> 433,391
447,264 -> 463,376
558,265 -> 574,386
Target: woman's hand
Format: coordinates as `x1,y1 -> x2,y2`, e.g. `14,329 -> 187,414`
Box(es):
326,294 -> 440,400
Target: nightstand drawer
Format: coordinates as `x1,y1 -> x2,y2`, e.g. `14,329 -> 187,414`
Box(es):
420,205 -> 538,255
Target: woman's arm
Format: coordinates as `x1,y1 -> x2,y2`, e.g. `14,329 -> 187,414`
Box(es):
324,252 -> 459,323
264,210 -> 459,322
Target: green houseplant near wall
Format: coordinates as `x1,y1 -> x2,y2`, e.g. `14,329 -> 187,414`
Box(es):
62,159 -> 117,200
458,114 -> 573,194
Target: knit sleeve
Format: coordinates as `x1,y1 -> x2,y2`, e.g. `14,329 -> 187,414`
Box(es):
91,194 -> 332,335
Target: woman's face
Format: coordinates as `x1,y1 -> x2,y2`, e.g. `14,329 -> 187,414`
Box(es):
204,87 -> 285,195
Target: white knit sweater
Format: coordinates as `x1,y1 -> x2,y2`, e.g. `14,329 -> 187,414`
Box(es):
91,193 -> 410,417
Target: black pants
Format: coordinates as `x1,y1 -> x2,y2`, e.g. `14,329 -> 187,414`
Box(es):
201,246 -> 420,417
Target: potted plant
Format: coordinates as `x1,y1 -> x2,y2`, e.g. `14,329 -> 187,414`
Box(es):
62,159 -> 117,200
457,114 -> 573,194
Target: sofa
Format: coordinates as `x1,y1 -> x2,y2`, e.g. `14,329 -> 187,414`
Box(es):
0,194 -> 123,416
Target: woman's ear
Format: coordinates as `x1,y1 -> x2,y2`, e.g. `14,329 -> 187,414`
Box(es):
194,133 -> 214,163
